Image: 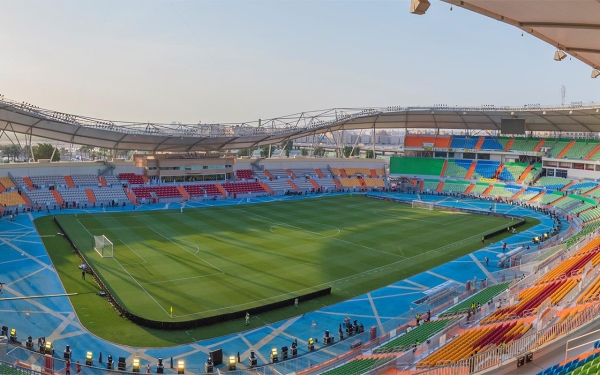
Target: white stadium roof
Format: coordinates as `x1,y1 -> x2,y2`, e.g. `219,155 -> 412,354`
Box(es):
434,0 -> 600,73
1,97 -> 600,151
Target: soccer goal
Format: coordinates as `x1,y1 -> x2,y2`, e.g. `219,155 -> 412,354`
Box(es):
412,200 -> 434,211
93,235 -> 114,258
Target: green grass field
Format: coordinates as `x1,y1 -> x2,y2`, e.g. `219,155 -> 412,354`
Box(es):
37,195 -> 539,346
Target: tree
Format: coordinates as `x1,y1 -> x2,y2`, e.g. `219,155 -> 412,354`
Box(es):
280,140 -> 294,157
260,145 -> 271,158
342,146 -> 361,158
80,146 -> 91,160
2,144 -> 23,162
33,143 -> 60,161
237,147 -> 257,157
365,150 -> 375,159
300,148 -> 308,156
313,146 -> 326,157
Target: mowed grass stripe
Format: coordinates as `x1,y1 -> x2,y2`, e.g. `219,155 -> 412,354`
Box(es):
54,195 -> 514,322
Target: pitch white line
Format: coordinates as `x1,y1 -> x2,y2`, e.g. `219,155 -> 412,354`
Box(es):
111,257 -> 172,317
238,209 -> 405,260
146,226 -> 225,274
118,240 -> 148,264
140,272 -> 224,285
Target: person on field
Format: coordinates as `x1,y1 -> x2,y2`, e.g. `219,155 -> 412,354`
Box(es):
245,312 -> 250,326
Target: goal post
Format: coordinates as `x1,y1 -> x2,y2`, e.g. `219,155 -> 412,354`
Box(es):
93,235 -> 114,258
412,200 -> 434,211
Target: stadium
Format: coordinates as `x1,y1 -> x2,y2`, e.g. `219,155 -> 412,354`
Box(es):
1,1 -> 600,375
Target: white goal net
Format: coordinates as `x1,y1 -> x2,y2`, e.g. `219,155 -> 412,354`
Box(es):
93,235 -> 114,258
412,200 -> 434,211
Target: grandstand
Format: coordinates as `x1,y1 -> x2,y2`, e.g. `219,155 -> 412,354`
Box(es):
2,1 -> 600,373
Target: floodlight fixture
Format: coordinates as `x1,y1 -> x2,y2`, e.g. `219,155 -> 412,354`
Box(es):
592,69 -> 600,79
177,360 -> 184,374
554,50 -> 567,61
132,358 -> 140,373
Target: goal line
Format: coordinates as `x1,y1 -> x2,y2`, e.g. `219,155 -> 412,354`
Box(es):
411,200 -> 435,211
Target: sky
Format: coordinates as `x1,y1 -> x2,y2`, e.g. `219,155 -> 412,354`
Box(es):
0,0 -> 598,125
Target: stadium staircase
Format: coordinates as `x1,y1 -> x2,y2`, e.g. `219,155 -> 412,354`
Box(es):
550,195 -> 568,207
340,169 -> 348,178
533,138 -> 546,151
482,185 -> 494,196
359,178 -> 367,190
517,165 -> 534,183
557,140 -> 576,158
528,190 -> 545,202
0,184 -> 4,193
51,190 -> 64,205
494,163 -> 505,179
474,137 -> 485,150
125,187 -> 137,204
286,180 -> 300,192
98,176 -> 107,187
561,181 -> 576,192
586,186 -> 600,197
309,179 -> 320,189
436,181 -> 444,192
419,180 -> 424,191
440,160 -> 448,177
586,144 -> 600,160
23,177 -> 35,190
333,178 -> 343,190
258,182 -> 273,195
263,169 -> 275,180
465,161 -> 477,179
370,169 -> 377,178
176,186 -> 189,200
64,176 -> 75,188
85,189 -> 96,204
503,138 -> 514,151
285,169 -> 296,179
19,192 -> 32,207
465,183 -> 475,194
511,188 -> 525,201
315,168 -> 325,178
98,160 -> 116,176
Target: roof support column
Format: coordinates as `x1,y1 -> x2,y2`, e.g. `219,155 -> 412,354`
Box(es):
372,123 -> 376,159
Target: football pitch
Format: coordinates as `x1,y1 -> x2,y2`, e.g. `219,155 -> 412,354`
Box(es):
52,195 -> 516,324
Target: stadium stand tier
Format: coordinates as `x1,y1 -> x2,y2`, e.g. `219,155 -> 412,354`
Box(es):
374,317 -> 461,353
472,160 -> 500,179
535,176 -> 572,190
443,159 -> 471,179
564,139 -> 600,159
450,136 -> 478,149
132,186 -> 182,199
118,173 -> 145,185
480,136 -> 503,150
0,191 -> 27,207
70,174 -> 101,186
221,182 -> 266,194
441,180 -> 471,193
235,169 -> 254,180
